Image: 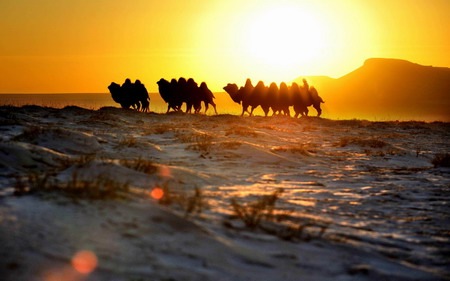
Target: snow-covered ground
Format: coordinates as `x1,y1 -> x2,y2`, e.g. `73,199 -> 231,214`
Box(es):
0,105 -> 449,281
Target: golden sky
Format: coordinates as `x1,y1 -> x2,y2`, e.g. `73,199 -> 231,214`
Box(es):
0,0 -> 449,93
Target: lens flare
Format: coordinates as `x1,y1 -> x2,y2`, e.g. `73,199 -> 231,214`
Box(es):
71,250 -> 98,274
150,188 -> 164,200
158,165 -> 171,178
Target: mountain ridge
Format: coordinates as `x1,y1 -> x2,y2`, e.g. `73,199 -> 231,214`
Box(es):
293,58 -> 450,121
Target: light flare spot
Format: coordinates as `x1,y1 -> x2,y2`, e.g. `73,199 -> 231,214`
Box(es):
71,250 -> 98,274
151,188 -> 164,200
158,165 -> 171,178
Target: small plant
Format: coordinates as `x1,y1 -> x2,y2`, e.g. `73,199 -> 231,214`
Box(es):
182,187 -> 205,215
230,188 -> 285,229
13,176 -> 27,195
13,172 -> 55,196
156,183 -> 206,216
184,133 -> 214,152
227,188 -> 328,242
225,126 -> 258,138
336,136 -> 387,148
271,144 -> 312,156
14,171 -> 130,202
272,223 -> 329,242
62,172 -> 130,201
143,124 -> 172,135
219,141 -> 242,150
117,137 -> 137,148
120,157 -> 158,174
415,147 -> 421,157
13,126 -> 44,142
59,154 -> 96,169
431,153 -> 450,167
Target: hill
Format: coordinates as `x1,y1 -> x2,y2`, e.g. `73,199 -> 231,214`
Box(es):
294,58 -> 450,121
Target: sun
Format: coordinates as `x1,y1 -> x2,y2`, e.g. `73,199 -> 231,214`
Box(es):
244,4 -> 328,71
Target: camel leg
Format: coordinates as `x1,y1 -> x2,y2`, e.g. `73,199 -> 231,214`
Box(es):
241,105 -> 248,117
212,103 -> 218,115
249,106 -> 256,116
314,104 -> 322,117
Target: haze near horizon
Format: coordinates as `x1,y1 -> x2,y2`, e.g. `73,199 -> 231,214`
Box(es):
1,0 -> 449,94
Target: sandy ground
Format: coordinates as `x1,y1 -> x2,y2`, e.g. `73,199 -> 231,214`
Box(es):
0,105 -> 449,281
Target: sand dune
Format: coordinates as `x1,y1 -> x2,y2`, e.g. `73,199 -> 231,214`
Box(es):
0,105 -> 449,280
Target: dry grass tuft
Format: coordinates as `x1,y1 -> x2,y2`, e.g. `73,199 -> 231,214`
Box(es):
230,188 -> 286,229
157,183 -> 207,216
120,157 -> 158,174
219,141 -> 242,150
362,149 -> 402,157
117,137 -> 138,148
336,136 -> 388,148
59,154 -> 96,169
14,171 -> 130,201
143,124 -> 173,135
227,188 -> 328,241
225,126 -> 258,138
271,144 -> 313,156
176,132 -> 214,152
13,126 -> 45,142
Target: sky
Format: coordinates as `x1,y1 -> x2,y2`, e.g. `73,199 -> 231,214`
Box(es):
0,0 -> 449,93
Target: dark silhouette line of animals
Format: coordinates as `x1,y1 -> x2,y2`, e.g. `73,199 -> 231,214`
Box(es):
157,77 -> 217,114
224,78 -> 324,117
108,79 -> 150,112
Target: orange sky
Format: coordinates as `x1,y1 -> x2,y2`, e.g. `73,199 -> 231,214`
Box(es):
0,0 -> 449,93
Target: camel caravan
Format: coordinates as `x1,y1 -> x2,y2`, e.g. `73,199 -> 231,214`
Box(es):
108,79 -> 150,112
157,78 -> 218,114
108,77 -> 324,117
224,79 -> 324,117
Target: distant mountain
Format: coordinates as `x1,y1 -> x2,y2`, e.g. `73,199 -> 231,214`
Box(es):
294,58 -> 450,121
292,75 -> 336,89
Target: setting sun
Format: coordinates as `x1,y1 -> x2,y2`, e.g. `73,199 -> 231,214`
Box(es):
244,4 -> 328,72
1,0 -> 448,94
1,1 -> 449,279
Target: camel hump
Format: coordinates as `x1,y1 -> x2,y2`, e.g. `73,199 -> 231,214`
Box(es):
309,86 -> 324,103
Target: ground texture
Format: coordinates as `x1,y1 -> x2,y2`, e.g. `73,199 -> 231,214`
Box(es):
0,106 -> 449,281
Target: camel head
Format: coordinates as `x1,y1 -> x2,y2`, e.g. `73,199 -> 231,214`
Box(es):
223,83 -> 241,104
157,78 -> 169,86
108,82 -> 123,104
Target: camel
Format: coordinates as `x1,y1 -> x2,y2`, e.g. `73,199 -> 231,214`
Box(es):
108,80 -> 148,111
199,82 -> 218,114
